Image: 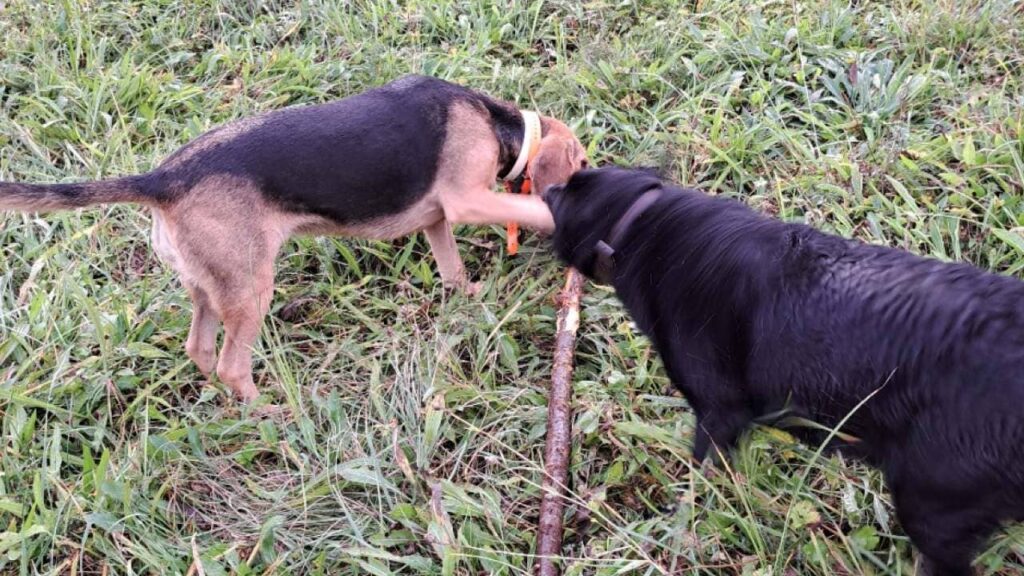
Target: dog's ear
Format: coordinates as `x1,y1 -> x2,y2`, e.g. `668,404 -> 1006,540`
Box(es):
528,134 -> 584,197
528,117 -> 587,196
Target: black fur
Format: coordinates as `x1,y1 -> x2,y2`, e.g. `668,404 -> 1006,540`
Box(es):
1,75 -> 529,219
545,167 -> 1024,576
147,75 -> 524,221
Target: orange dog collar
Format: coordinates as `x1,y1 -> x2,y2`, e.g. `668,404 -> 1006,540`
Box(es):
505,110 -> 542,255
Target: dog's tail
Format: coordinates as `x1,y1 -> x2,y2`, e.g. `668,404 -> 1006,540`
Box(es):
0,175 -> 156,212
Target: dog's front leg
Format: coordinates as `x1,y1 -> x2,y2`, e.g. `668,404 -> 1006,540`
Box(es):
443,187 -> 555,233
660,338 -> 751,464
691,405 -> 753,463
423,218 -> 476,293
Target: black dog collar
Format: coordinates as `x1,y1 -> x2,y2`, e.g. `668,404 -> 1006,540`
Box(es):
593,186 -> 663,284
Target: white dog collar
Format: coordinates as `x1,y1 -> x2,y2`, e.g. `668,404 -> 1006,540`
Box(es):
503,110 -> 542,181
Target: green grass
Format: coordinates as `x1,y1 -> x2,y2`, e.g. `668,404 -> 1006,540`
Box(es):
2,0 -> 1024,574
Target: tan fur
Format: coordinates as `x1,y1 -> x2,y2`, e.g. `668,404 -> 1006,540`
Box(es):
288,192 -> 445,240
423,219 -> 466,288
148,175 -> 281,399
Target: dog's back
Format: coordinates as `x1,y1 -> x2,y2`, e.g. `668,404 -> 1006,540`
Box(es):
757,224 -> 1024,454
152,75 -> 492,222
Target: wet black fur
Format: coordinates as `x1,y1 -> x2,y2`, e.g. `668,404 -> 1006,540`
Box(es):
545,166 -> 1024,576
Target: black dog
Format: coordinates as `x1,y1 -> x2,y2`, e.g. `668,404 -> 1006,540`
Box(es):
544,166 -> 1024,576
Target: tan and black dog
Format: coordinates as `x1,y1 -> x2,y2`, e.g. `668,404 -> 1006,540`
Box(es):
0,75 -> 587,402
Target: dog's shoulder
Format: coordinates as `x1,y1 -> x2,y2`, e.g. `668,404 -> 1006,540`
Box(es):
381,74 -> 513,113
381,74 -> 446,91
379,75 -> 481,107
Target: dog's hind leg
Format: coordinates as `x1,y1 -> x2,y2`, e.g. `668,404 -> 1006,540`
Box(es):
199,221 -> 283,403
184,283 -> 219,376
164,177 -> 290,402
152,208 -> 221,378
212,268 -> 275,403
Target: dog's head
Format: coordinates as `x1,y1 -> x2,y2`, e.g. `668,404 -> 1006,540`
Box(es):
543,166 -> 664,281
528,117 -> 588,197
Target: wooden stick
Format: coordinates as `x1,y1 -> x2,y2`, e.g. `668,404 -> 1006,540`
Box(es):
537,268 -> 584,576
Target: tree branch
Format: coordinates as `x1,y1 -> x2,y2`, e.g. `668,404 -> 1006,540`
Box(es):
537,268 -> 584,576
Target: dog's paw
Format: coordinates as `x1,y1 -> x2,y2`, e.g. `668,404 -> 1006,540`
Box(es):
464,281 -> 484,297
250,403 -> 293,421
243,395 -> 293,421
442,279 -> 483,297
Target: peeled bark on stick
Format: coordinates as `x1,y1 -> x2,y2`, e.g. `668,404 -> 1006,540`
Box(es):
536,268 -> 584,576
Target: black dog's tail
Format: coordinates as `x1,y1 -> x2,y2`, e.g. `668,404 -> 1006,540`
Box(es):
0,175 -> 155,212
